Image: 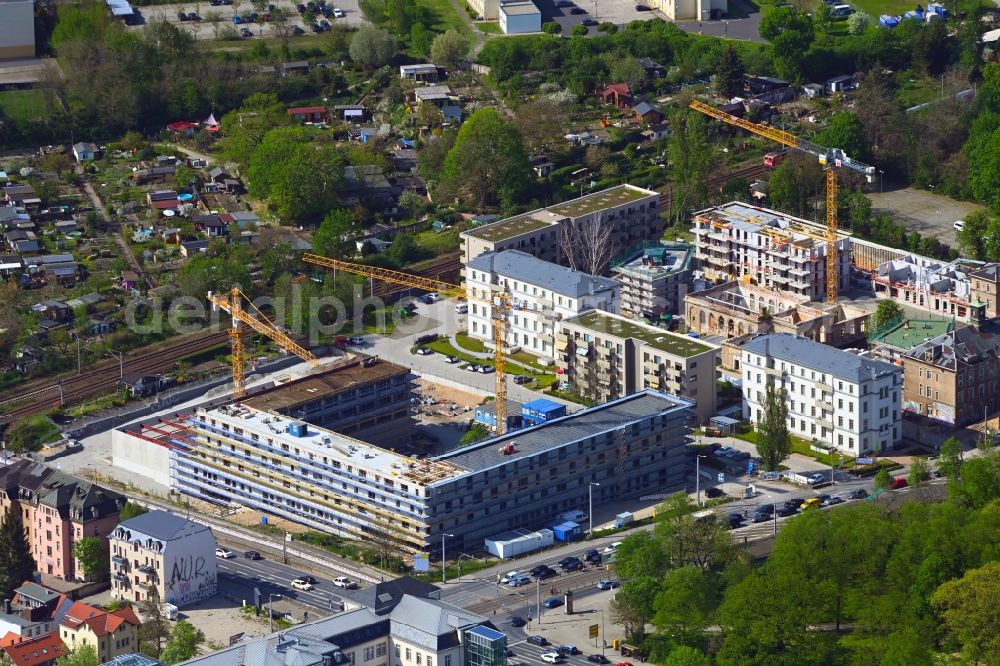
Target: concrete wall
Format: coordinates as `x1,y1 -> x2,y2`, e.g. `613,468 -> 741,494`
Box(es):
500,6 -> 541,33
0,0 -> 35,59
162,527 -> 218,607
112,429 -> 172,487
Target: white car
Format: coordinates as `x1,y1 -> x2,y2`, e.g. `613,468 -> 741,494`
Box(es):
541,653 -> 562,664
332,7 -> 345,16
602,541 -> 623,555
215,548 -> 235,559
954,220 -> 965,231
332,576 -> 357,589
291,578 -> 314,591
500,571 -> 522,584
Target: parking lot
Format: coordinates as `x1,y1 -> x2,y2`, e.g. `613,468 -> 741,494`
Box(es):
867,187 -> 984,252
535,0 -> 665,34
126,0 -> 364,40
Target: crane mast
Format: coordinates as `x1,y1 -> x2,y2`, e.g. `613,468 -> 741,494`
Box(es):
688,99 -> 874,304
301,253 -> 513,435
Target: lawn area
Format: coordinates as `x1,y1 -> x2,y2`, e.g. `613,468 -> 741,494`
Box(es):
455,332 -> 487,354
734,428 -> 854,467
850,0 -> 986,15
425,337 -> 558,388
0,90 -> 55,124
417,0 -> 472,35
359,307 -> 398,335
415,228 -> 461,255
475,21 -> 501,33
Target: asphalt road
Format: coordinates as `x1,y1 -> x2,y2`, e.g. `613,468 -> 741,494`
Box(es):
216,552 -> 363,613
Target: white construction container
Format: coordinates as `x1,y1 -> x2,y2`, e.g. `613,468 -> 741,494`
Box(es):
485,528 -> 554,559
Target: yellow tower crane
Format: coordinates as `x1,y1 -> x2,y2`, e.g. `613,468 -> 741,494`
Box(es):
209,287 -> 322,399
689,99 -> 875,304
301,253 -> 514,435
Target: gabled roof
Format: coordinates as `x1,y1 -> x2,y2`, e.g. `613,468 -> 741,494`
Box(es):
741,333 -> 900,383
3,632 -> 64,666
633,101 -> 661,116
62,602 -> 140,636
388,596 -> 489,652
115,509 -> 211,543
602,83 -> 631,96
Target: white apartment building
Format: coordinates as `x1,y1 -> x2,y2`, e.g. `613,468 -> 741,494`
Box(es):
465,250 -> 620,360
693,202 -> 851,302
741,333 -> 902,456
109,510 -> 218,607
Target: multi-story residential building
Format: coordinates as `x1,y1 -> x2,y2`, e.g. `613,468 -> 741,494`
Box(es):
900,326 -> 1000,426
179,586 -> 504,666
692,202 -> 851,301
109,511 -> 218,607
465,0 -> 499,19
465,250 -> 620,360
242,360 -> 414,443
0,599 -> 57,647
610,242 -> 694,318
684,280 -> 868,346
873,256 -> 1000,324
1,633 -> 63,666
0,0 -> 36,59
59,601 -> 140,663
114,390 -> 693,554
0,462 -> 124,582
741,333 -> 902,455
460,185 -> 662,272
556,310 -> 718,423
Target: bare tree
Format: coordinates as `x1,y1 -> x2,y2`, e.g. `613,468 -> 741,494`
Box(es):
558,214 -> 614,275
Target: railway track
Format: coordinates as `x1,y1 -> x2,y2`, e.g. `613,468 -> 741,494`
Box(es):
0,330 -> 231,425
657,163 -> 770,210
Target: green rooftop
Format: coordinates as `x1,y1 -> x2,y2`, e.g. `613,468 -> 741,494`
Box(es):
548,184 -> 657,218
572,311 -> 714,357
463,213 -> 554,242
872,318 -> 955,351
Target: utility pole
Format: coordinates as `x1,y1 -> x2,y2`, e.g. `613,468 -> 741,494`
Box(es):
536,577 -> 541,624
696,455 -> 707,506
441,533 -> 454,583
282,531 -> 288,564
588,482 -> 600,538
268,594 -> 281,633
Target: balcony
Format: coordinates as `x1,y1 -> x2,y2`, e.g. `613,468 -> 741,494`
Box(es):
111,556 -> 126,567
111,573 -> 127,583
137,564 -> 155,575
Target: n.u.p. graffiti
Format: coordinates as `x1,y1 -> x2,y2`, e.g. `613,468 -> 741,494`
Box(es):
169,555 -> 208,593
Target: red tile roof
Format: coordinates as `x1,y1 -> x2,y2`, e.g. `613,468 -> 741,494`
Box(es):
61,602 -> 140,637
602,83 -> 631,97
287,106 -> 328,115
2,632 -> 64,666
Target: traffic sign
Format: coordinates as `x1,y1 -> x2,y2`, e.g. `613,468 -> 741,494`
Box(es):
717,473 -> 725,483
589,624 -> 600,639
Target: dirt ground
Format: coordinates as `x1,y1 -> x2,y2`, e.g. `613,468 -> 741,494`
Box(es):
410,378 -> 484,452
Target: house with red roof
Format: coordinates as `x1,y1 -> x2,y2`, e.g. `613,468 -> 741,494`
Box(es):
287,106 -> 329,123
59,602 -> 140,663
2,632 -> 64,666
600,83 -> 632,109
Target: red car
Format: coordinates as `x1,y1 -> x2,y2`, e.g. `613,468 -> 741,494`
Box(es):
889,477 -> 908,490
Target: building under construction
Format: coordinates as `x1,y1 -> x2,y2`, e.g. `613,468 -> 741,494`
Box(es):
693,202 -> 851,302
114,360 -> 694,554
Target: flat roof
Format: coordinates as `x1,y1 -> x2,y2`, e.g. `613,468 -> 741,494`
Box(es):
501,0 -> 540,15
695,201 -> 851,243
548,184 -> 656,218
872,318 -> 955,351
462,212 -> 556,243
241,360 -> 410,413
568,310 -> 715,357
433,390 -> 691,476
612,243 -> 693,280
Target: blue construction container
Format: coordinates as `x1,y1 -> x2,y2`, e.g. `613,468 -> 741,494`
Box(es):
550,521 -> 582,542
522,398 -> 566,426
287,422 -> 308,437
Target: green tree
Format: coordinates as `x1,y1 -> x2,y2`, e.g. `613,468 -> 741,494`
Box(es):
957,210 -> 992,261
767,154 -> 823,217
939,436 -> 963,478
758,6 -> 815,81
159,621 -> 205,664
663,646 -> 709,666
874,466 -> 891,491
72,536 -> 108,581
813,2 -> 833,37
609,57 -> 646,96
349,25 -> 397,67
653,566 -> 716,647
120,501 -> 148,521
908,458 -> 931,486
667,110 -> 715,224
610,575 -> 659,641
429,29 -> 469,68
714,46 -> 746,98
312,209 -> 359,259
931,561 -> 1000,664
218,93 -> 289,166
55,645 -> 99,666
440,108 -> 531,209
459,423 -> 490,446
0,509 -> 36,601
872,299 -> 902,330
755,385 -> 790,472
813,112 -> 867,162
614,531 -> 669,581
847,10 -> 870,35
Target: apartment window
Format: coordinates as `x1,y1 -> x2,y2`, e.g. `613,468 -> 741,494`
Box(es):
428,658 -> 433,666
395,647 -> 400,658
417,654 -> 422,665
445,657 -> 452,666
406,649 -> 411,661
365,647 -> 375,661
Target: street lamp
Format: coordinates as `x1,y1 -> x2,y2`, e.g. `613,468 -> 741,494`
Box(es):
268,593 -> 282,633
457,553 -> 475,581
588,482 -> 600,538
106,349 -> 124,381
441,533 -> 454,583
695,455 -> 708,507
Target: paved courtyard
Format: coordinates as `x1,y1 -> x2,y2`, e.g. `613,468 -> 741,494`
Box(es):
867,187 -> 984,252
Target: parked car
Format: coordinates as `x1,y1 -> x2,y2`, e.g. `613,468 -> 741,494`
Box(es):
541,653 -> 561,664
571,7 -> 587,13
332,7 -> 345,16
587,657 -> 610,664
800,497 -> 822,511
554,0 -> 573,5
455,303 -> 469,314
783,499 -> 802,511
727,512 -> 744,528
543,597 -> 564,609
291,578 -> 314,591
178,11 -> 189,20
777,505 -> 797,517
466,363 -> 480,372
954,219 -> 965,231
510,616 -> 527,628
292,25 -> 304,34
240,27 -> 253,37
513,375 -> 532,384
596,580 -> 618,590
582,17 -> 598,24
825,496 -> 845,506
508,574 -> 532,587
635,3 -> 651,8
530,564 -> 550,576
232,15 -> 242,23
446,355 -> 460,364
889,477 -> 908,490
215,548 -> 235,559
478,365 -> 494,373
500,571 -> 522,584
562,560 -> 583,572
346,336 -> 365,345
585,549 -> 601,563
243,551 -> 261,560
527,636 -> 549,646
415,347 -> 433,355
602,542 -> 622,554
705,487 -> 724,498
559,646 -> 581,656
333,577 -> 357,589
187,13 -> 201,20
